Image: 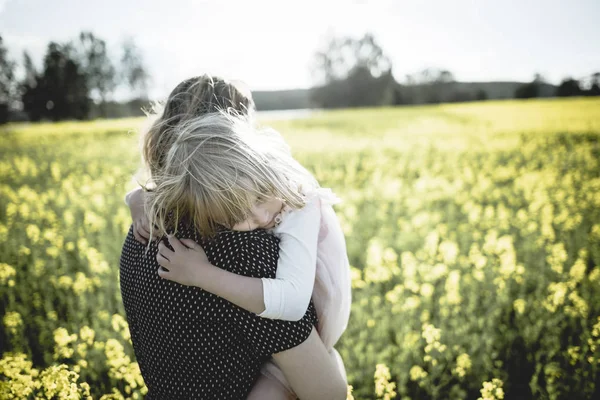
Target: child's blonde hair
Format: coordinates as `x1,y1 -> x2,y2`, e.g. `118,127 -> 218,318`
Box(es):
146,112 -> 318,238
142,74 -> 255,180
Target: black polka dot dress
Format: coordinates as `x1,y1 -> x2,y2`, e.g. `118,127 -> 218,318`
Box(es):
119,222 -> 317,400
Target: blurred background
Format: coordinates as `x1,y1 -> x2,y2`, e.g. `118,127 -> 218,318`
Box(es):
1,0 -> 599,122
1,1 -> 600,400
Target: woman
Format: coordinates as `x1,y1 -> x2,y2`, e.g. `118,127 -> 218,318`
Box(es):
124,74 -> 349,399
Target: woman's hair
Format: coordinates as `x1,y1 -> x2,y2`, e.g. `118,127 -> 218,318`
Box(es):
141,74 -> 255,180
146,112 -> 318,238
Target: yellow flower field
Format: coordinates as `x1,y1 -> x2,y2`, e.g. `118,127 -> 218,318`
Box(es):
1,98 -> 599,399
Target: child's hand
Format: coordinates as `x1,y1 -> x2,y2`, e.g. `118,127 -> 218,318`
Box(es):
156,235 -> 211,287
127,188 -> 161,244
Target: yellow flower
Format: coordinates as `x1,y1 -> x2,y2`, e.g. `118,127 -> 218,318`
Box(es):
46,246 -> 60,258
38,364 -> 82,399
50,162 -> 61,181
79,326 -> 95,346
72,272 -> 92,296
346,385 -> 355,400
452,353 -> 472,378
569,256 -> 586,284
420,283 -> 434,298
364,240 -> 399,283
409,365 -> 428,381
439,240 -> 459,265
513,299 -> 526,315
53,327 -> 77,359
422,323 -> 441,344
374,364 -> 397,400
350,267 -> 366,289
3,312 -> 23,335
546,243 -> 567,275
478,378 -> 504,400
18,245 -> 31,257
0,263 -> 16,285
57,275 -> 74,290
567,346 -> 580,366
0,353 -> 36,397
444,270 -> 462,305
26,225 -> 40,242
544,282 -> 568,312
565,291 -> 589,318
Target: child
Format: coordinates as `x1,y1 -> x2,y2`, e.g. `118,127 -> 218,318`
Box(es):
126,74 -> 254,243
127,76 -> 351,398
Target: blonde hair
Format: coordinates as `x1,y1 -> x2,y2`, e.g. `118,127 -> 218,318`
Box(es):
141,74 -> 255,180
146,112 -> 318,238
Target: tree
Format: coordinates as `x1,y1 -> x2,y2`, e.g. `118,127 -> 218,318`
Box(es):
76,32 -> 116,117
0,36 -> 17,124
515,74 -> 544,99
120,38 -> 149,100
586,72 -> 600,96
22,42 -> 91,121
409,68 -> 455,86
312,33 -> 392,86
533,73 -> 546,84
476,89 -> 488,101
310,33 -> 395,108
22,51 -> 37,88
20,51 -> 43,121
515,83 -> 538,99
556,78 -> 582,97
411,68 -> 456,103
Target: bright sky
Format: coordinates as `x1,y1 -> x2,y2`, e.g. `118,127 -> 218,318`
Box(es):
1,0 -> 599,98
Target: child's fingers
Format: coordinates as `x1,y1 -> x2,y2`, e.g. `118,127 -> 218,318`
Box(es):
138,222 -> 151,240
148,225 -> 163,241
133,223 -> 147,244
157,266 -> 170,279
180,239 -> 198,250
167,235 -> 186,252
156,251 -> 170,268
157,241 -> 175,259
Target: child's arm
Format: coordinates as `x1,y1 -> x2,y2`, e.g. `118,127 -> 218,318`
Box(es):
156,198 -> 321,319
258,198 -> 321,320
125,187 -> 150,244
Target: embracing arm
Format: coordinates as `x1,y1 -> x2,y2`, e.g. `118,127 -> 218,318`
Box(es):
157,199 -> 321,319
125,187 -> 164,244
188,260 -> 267,314
156,236 -> 266,314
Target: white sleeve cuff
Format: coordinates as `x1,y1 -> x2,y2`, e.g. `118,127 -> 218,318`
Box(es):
258,278 -> 284,319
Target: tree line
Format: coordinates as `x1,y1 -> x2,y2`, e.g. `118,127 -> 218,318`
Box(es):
309,33 -> 600,108
514,73 -> 600,99
0,33 -> 148,124
1,32 -> 599,123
